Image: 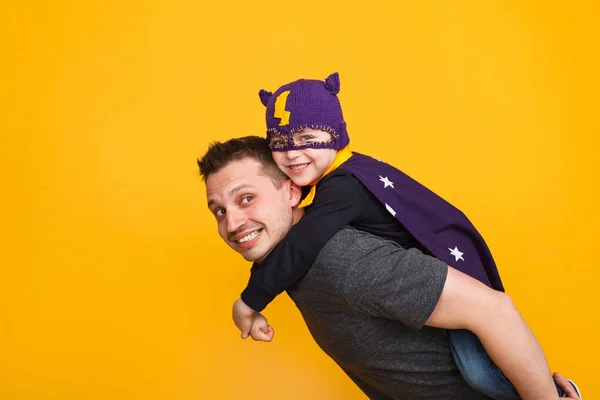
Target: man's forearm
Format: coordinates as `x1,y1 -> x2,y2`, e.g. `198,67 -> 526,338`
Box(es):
472,294 -> 558,400
427,267 -> 559,400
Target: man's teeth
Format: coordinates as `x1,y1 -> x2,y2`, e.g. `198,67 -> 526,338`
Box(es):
290,163 -> 308,171
238,230 -> 260,243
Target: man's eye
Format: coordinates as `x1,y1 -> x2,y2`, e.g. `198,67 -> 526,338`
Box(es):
215,209 -> 225,216
241,196 -> 253,204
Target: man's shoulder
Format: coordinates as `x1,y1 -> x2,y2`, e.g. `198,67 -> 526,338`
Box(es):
329,226 -> 400,247
324,226 -> 369,246
317,227 -> 401,265
291,228 -> 397,309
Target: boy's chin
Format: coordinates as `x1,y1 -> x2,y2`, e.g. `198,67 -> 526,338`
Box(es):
291,175 -> 315,187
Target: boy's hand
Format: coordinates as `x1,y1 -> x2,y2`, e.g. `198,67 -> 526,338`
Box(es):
232,298 -> 255,339
249,313 -> 274,342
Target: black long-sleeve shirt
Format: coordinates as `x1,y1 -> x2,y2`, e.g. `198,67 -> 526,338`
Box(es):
241,168 -> 428,312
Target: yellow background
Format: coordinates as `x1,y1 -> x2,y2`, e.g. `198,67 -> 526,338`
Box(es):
2,1 -> 598,399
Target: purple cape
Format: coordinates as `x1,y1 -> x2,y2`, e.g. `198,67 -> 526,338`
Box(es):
339,153 -> 504,291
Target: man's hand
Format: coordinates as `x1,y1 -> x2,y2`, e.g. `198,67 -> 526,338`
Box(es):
554,372 -> 581,399
249,313 -> 274,342
232,298 -> 255,339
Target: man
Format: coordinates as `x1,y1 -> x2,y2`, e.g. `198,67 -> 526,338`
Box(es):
199,136 -> 580,400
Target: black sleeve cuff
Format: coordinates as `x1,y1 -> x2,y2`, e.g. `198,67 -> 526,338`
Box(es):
240,284 -> 275,312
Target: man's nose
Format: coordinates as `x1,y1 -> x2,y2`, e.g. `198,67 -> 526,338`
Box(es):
226,208 -> 247,234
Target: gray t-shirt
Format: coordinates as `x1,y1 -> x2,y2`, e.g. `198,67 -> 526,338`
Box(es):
287,227 -> 491,400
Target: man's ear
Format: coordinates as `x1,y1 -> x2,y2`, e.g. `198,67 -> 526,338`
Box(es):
287,180 -> 302,207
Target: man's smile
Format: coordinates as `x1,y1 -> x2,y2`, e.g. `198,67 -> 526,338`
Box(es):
232,228 -> 263,248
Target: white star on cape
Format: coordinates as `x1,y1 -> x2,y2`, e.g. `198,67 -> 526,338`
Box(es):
385,203 -> 396,217
379,175 -> 395,189
448,246 -> 464,262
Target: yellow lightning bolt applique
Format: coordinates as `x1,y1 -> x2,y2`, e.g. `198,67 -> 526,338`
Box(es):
273,90 -> 291,126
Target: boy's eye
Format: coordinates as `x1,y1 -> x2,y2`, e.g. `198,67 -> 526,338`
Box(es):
300,134 -> 314,141
241,195 -> 253,204
270,137 -> 285,145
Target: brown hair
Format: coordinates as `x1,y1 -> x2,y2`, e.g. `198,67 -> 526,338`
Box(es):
197,136 -> 288,187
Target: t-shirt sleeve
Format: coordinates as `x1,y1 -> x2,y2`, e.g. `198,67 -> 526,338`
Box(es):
241,173 -> 362,312
342,230 -> 448,330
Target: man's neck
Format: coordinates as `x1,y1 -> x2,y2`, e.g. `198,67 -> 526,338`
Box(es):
292,207 -> 304,225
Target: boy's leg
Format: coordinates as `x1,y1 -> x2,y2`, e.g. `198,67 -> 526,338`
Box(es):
449,329 -> 582,399
448,329 -> 521,400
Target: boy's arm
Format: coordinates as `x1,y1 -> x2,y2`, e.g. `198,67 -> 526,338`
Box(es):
241,172 -> 362,312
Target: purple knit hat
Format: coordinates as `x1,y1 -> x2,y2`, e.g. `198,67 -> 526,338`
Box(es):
258,72 -> 349,151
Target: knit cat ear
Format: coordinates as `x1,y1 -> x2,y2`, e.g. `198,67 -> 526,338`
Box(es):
258,89 -> 273,107
324,72 -> 340,95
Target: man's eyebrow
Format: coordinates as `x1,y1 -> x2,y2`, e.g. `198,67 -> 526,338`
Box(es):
207,184 -> 254,208
229,184 -> 253,196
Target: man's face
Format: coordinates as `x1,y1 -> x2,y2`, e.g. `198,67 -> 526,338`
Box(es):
206,157 -> 297,263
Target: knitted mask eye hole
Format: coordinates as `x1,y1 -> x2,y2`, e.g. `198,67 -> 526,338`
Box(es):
268,134 -> 290,150
269,140 -> 288,150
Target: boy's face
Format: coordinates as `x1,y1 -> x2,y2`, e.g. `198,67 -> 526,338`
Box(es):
206,157 -> 300,263
270,129 -> 337,187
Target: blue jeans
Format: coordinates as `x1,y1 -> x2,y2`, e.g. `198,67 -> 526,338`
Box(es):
448,329 -> 570,399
